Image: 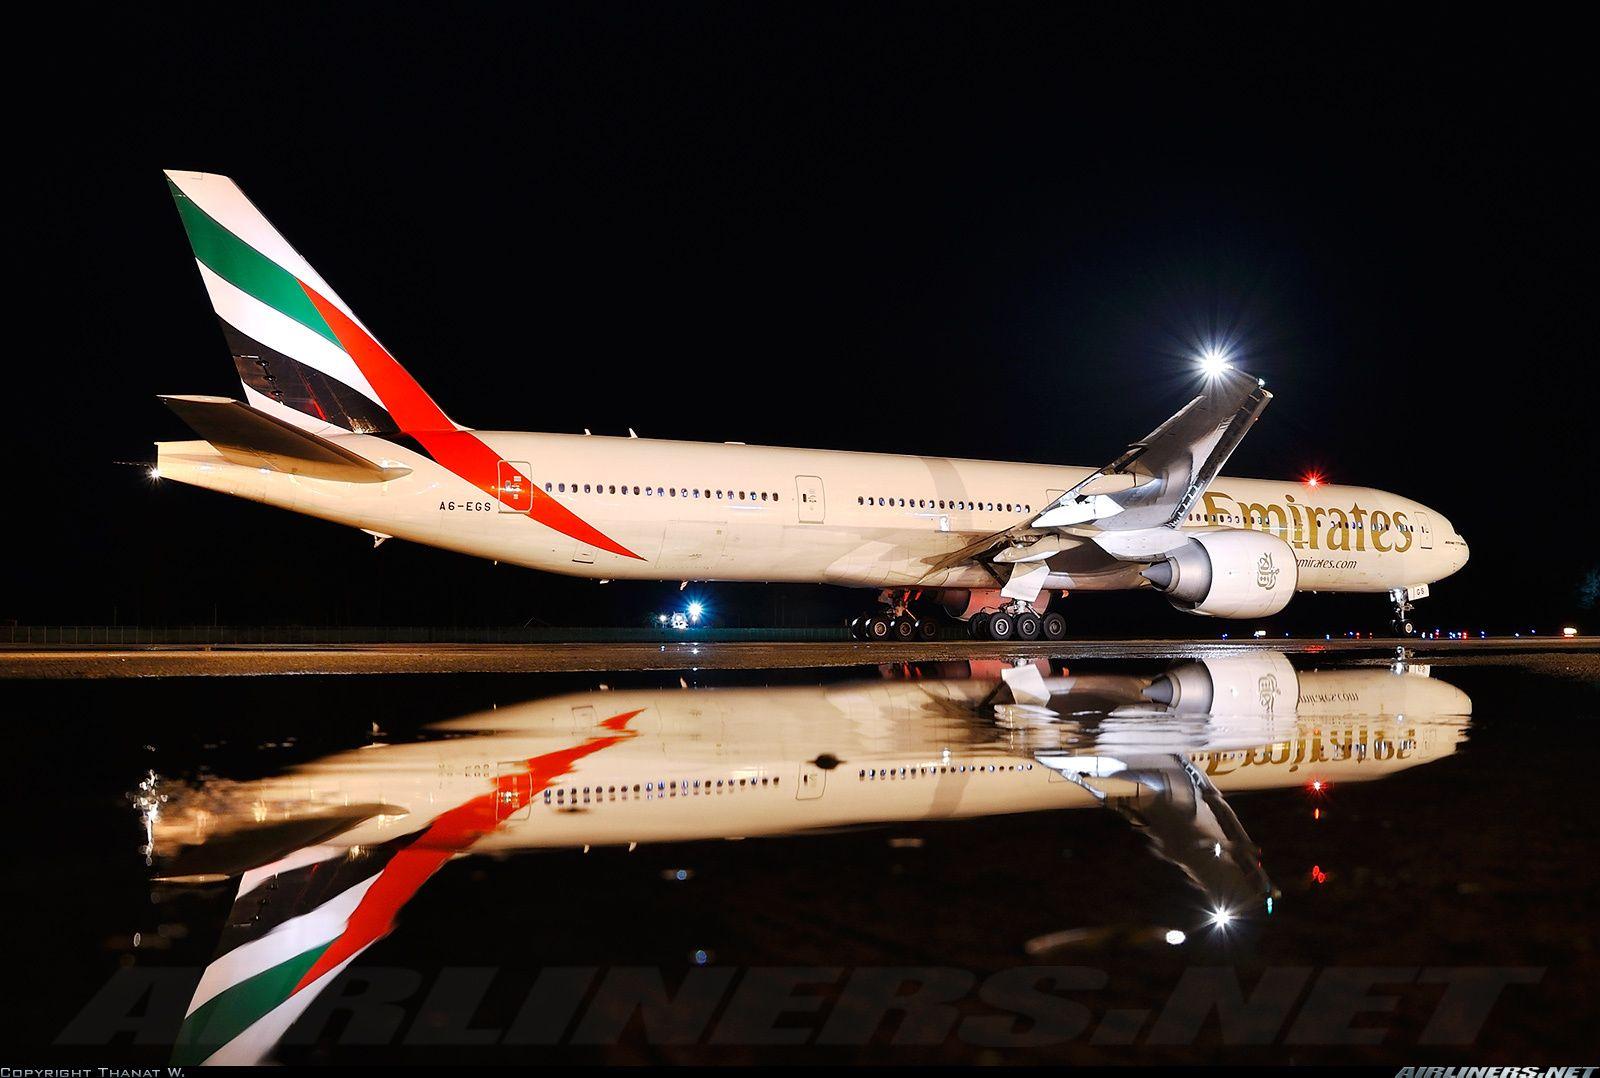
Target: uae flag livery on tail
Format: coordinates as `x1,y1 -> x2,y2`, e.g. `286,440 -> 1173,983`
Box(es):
163,171 -> 639,558
168,708 -> 646,1065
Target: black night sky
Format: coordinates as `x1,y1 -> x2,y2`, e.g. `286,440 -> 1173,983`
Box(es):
11,4 -> 1594,633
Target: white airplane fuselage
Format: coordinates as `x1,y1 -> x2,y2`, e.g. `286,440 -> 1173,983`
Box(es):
157,430 -> 1470,594
152,665 -> 1471,859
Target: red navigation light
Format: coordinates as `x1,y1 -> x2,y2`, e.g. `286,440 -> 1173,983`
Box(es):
1303,472 -> 1323,488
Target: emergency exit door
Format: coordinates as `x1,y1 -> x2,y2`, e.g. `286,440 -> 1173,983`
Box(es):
796,761 -> 827,799
1414,511 -> 1434,550
498,461 -> 533,512
796,475 -> 825,523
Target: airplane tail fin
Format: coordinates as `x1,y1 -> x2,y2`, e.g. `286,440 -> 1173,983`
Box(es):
164,170 -> 459,435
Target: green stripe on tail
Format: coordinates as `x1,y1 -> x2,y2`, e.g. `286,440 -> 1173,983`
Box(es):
171,940 -> 332,1066
166,180 -> 340,348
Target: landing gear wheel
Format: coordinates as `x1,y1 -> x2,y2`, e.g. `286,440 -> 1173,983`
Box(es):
917,616 -> 941,641
892,617 -> 917,642
849,616 -> 865,640
1015,612 -> 1042,641
865,613 -> 895,641
969,612 -> 992,639
1041,611 -> 1067,640
987,612 -> 1015,640
1387,589 -> 1418,638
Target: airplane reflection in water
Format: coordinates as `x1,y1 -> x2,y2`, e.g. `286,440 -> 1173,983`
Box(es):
148,652 -> 1469,1064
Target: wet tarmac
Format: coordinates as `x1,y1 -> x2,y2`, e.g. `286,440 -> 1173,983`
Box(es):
2,635 -> 1593,678
7,646 -> 1597,1065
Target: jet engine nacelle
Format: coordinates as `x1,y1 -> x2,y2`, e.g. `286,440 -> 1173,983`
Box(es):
1142,651 -> 1301,716
1142,529 -> 1298,618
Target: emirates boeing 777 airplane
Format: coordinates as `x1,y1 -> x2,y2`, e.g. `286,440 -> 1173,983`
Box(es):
152,171 -> 1468,639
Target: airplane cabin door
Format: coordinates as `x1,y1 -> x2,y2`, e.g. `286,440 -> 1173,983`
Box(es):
498,461 -> 533,512
494,762 -> 532,821
1414,511 -> 1434,550
796,476 -> 825,523
796,761 -> 826,799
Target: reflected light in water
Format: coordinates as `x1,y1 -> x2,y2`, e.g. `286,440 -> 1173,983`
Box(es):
143,650 -> 1471,1065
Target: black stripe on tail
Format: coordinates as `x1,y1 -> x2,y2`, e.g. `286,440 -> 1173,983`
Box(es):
220,320 -> 398,435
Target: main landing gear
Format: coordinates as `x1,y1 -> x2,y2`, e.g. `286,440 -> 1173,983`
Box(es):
1388,588 -> 1417,637
848,590 -> 942,641
968,603 -> 1067,642
848,590 -> 1068,643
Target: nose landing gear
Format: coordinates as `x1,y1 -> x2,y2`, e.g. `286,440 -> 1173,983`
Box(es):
1388,587 -> 1418,637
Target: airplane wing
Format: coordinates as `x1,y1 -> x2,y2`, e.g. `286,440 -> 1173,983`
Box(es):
1035,750 -> 1274,914
923,369 -> 1271,599
1036,367 -> 1271,534
159,395 -> 412,483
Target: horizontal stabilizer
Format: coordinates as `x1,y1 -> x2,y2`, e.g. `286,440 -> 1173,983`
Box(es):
159,395 -> 411,483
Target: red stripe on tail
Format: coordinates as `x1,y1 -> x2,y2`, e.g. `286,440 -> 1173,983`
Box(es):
292,709 -> 646,992
300,282 -> 641,560
301,286 -> 454,434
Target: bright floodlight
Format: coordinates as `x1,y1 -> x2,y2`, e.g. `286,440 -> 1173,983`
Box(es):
1164,929 -> 1186,946
1210,907 -> 1233,928
1198,347 -> 1231,377
687,601 -> 704,622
